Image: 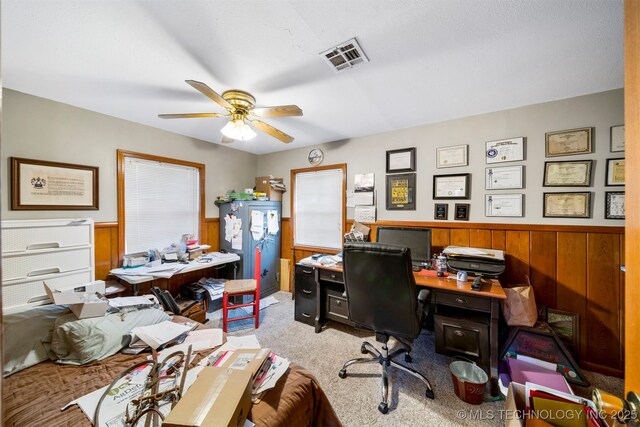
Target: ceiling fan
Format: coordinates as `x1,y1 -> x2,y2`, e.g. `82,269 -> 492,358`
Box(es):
159,80 -> 302,144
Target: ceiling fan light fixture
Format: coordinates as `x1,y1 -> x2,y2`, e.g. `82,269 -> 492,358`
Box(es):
221,117 -> 256,141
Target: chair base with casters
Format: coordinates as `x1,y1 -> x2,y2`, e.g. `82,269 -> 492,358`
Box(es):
222,246 -> 261,333
339,242 -> 436,414
338,333 -> 435,414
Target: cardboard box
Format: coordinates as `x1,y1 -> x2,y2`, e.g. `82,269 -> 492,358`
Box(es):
44,280 -> 108,319
280,258 -> 290,291
255,176 -> 286,202
163,367 -> 253,427
505,382 -> 527,427
217,348 -> 271,379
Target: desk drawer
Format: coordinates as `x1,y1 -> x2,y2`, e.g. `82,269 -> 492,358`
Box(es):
294,294 -> 316,326
295,265 -> 317,298
319,269 -> 343,284
435,290 -> 491,313
326,294 -> 349,320
435,314 -> 489,367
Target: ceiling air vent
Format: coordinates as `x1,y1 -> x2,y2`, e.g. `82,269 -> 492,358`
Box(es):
320,37 -> 369,72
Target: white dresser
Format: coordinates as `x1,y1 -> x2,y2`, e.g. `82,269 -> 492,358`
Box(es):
1,218 -> 95,310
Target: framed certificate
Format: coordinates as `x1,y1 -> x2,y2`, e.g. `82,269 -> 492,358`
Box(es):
610,125 -> 625,152
605,158 -> 625,186
543,160 -> 593,187
11,157 -> 99,210
436,144 -> 468,168
543,192 -> 591,218
386,173 -> 416,210
485,165 -> 524,190
434,203 -> 448,220
485,194 -> 523,217
433,173 -> 470,200
485,137 -> 524,164
605,191 -> 625,219
545,127 -> 592,157
386,147 -> 416,173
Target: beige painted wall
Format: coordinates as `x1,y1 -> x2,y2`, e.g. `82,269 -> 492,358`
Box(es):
2,89 -> 258,222
258,89 -> 625,226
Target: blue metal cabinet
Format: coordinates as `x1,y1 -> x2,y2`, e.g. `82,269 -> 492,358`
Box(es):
219,201 -> 282,297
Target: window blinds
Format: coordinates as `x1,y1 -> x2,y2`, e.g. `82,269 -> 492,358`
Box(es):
294,168 -> 343,249
124,157 -> 200,255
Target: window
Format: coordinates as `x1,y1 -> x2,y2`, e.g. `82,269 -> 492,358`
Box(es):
117,150 -> 205,257
292,164 -> 346,250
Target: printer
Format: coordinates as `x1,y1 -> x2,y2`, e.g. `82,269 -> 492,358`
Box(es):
442,246 -> 505,277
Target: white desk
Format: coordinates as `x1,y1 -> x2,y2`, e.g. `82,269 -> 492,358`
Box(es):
111,253 -> 240,295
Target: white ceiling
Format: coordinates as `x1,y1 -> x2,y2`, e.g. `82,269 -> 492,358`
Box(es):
2,0 -> 624,155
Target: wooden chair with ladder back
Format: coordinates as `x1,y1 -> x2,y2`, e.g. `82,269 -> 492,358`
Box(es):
222,246 -> 261,332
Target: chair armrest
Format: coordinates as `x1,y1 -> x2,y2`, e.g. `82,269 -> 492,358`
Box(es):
417,289 -> 430,304
417,289 -> 431,326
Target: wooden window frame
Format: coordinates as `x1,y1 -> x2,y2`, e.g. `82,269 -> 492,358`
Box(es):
117,150 -> 206,264
290,163 -> 347,254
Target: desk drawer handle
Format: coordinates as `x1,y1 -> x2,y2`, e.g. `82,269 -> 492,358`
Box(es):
455,298 -> 467,305
301,312 -> 311,318
330,274 -> 337,279
335,300 -> 342,306
303,289 -> 313,295
454,330 -> 465,337
302,269 -> 313,275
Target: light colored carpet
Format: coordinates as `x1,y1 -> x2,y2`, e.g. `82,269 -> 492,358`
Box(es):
206,291 -> 624,427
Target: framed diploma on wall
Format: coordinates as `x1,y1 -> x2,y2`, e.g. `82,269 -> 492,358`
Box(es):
436,144 -> 468,168
485,194 -> 523,217
543,192 -> 591,218
605,158 -> 625,186
485,137 -> 524,164
433,173 -> 470,200
545,127 -> 593,157
485,165 -> 524,190
610,125 -> 625,152
605,191 -> 625,219
386,147 -> 416,173
543,160 -> 593,187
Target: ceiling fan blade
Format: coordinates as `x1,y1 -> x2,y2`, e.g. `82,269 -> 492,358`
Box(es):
221,135 -> 234,144
252,120 -> 294,143
158,113 -> 226,119
251,105 -> 303,118
185,80 -> 234,111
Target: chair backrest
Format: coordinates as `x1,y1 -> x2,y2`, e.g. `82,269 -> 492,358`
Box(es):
343,242 -> 421,340
254,245 -> 261,295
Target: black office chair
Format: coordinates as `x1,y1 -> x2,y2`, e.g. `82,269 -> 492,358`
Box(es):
338,242 -> 434,414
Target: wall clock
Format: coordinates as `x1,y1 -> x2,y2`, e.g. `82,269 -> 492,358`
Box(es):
308,148 -> 324,166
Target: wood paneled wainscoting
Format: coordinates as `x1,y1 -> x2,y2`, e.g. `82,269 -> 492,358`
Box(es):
281,218 -> 625,377
96,219 -> 624,376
